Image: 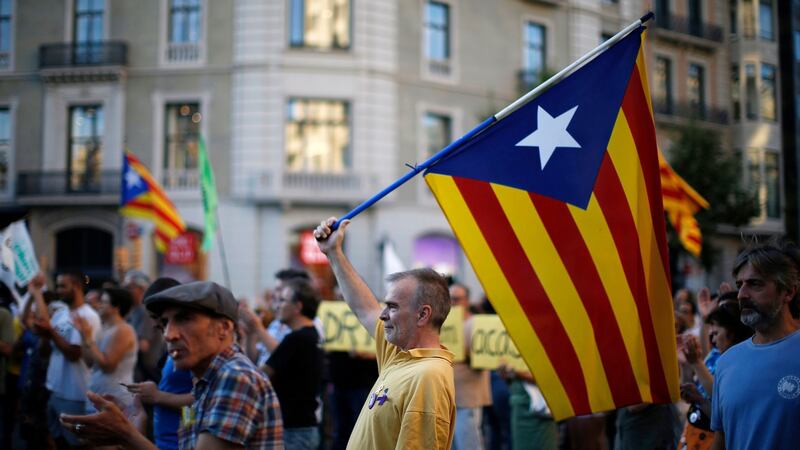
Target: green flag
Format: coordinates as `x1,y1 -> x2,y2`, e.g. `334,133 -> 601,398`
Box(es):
198,135 -> 218,252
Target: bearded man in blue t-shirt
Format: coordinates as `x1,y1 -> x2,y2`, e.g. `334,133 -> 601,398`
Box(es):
711,242 -> 800,450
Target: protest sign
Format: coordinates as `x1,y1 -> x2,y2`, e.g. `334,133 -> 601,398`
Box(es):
318,301 -> 375,353
470,314 -> 528,371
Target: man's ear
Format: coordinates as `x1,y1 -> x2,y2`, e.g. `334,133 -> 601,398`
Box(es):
217,318 -> 235,340
417,304 -> 433,326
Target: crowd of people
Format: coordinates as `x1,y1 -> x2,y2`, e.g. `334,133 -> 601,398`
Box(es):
0,218 -> 798,450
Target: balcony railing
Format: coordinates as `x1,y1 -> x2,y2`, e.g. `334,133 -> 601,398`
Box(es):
241,169 -> 367,203
162,168 -> 199,191
17,170 -> 120,200
652,100 -> 729,125
167,42 -> 201,63
653,15 -> 724,43
517,69 -> 546,95
427,58 -> 452,77
39,41 -> 128,69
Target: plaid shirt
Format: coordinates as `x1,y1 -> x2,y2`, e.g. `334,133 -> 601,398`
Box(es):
179,344 -> 283,449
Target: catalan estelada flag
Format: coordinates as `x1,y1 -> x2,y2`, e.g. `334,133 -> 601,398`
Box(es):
424,27 -> 679,419
121,151 -> 186,252
660,153 -> 709,257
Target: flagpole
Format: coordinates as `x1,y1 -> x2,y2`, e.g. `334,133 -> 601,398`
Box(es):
214,206 -> 232,289
331,12 -> 654,230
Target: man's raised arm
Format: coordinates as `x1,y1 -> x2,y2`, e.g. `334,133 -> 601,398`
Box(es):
315,217 -> 382,338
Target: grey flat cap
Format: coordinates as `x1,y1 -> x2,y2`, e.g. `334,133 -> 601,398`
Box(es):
145,281 -> 238,322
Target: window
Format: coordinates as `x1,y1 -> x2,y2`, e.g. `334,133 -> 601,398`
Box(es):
168,0 -> 201,62
164,103 -> 201,188
759,0 -> 774,40
285,99 -> 350,173
68,105 -> 104,192
655,0 -> 670,28
748,149 -> 781,219
687,63 -> 705,118
760,63 -> 777,121
0,0 -> 11,69
688,0 -> 702,36
289,0 -> 350,50
795,30 -> 800,61
765,152 -> 780,218
745,63 -> 757,119
0,107 -> 9,190
731,64 -> 741,121
423,112 -> 452,157
424,1 -> 450,75
73,0 -> 104,64
522,22 -> 546,87
730,0 -> 738,35
653,56 -> 672,114
743,0 -> 755,38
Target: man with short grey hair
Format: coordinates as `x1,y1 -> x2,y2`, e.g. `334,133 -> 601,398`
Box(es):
315,217 -> 456,450
124,270 -> 163,382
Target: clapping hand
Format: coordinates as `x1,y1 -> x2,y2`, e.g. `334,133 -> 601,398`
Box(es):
72,314 -> 92,341
697,287 -> 716,320
59,392 -> 140,446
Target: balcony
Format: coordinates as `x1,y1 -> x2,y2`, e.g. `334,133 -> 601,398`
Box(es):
519,0 -> 563,5
652,15 -> 724,49
39,41 -> 128,82
162,168 -> 199,192
652,100 -> 729,125
16,170 -> 121,205
240,169 -> 369,204
167,43 -> 201,64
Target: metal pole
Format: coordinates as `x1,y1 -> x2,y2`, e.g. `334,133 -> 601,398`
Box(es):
214,206 -> 232,289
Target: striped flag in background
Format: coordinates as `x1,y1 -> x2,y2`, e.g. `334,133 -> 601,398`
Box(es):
120,151 -> 187,252
424,28 -> 679,420
659,154 -> 709,257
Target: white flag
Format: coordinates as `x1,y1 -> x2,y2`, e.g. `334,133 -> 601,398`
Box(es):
381,239 -> 406,277
3,220 -> 39,285
0,220 -> 38,305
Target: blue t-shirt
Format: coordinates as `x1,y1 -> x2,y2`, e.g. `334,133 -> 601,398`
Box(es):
154,356 -> 193,450
711,329 -> 800,450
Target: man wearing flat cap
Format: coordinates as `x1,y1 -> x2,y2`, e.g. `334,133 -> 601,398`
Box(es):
61,281 -> 284,450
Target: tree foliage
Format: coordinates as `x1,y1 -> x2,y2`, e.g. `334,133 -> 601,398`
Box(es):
666,123 -> 760,269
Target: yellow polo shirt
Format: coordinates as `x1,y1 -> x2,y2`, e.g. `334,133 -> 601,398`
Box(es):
347,321 -> 456,450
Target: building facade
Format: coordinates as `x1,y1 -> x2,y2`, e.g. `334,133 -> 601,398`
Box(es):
0,0 -> 788,299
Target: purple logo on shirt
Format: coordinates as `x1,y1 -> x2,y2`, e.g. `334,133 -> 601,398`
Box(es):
368,388 -> 389,409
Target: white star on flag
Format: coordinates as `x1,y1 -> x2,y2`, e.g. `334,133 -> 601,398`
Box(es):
516,105 -> 581,170
125,170 -> 142,189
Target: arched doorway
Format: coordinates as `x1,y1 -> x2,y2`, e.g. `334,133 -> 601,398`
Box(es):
55,226 -> 113,287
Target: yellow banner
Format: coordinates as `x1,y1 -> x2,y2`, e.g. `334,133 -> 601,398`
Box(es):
441,305 -> 465,362
470,314 -> 528,371
318,301 -> 375,353
318,301 -> 465,360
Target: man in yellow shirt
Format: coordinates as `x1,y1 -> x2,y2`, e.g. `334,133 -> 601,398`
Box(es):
315,217 -> 456,449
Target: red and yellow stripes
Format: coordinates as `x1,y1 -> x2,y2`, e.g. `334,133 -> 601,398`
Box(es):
121,152 -> 186,252
424,37 -> 679,420
660,155 -> 708,257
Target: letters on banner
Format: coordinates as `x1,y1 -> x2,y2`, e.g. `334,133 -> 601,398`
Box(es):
320,302 -> 529,369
